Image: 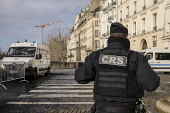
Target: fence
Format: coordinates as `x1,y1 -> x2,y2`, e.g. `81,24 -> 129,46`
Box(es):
0,61 -> 25,83
51,61 -> 83,69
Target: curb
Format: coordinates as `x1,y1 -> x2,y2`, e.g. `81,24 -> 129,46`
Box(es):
156,97 -> 170,113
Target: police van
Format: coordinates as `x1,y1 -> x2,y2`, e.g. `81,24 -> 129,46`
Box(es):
1,40 -> 51,80
141,48 -> 170,73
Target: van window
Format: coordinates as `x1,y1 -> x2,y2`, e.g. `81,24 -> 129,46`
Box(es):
146,53 -> 153,60
6,47 -> 36,57
155,53 -> 170,60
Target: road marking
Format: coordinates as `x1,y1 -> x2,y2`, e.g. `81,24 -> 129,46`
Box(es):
47,78 -> 74,80
37,86 -> 93,88
47,79 -> 76,81
43,82 -> 79,84
29,90 -> 93,92
41,84 -> 94,86
18,94 -> 93,98
7,102 -> 94,105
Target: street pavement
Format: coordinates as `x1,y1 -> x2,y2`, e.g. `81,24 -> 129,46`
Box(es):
0,69 -> 94,113
0,69 -> 169,113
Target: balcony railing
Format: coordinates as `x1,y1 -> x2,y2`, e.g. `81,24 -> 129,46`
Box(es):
133,32 -> 136,36
153,0 -> 158,4
108,16 -> 114,21
153,26 -> 157,31
142,5 -> 146,10
142,30 -> 145,34
126,14 -> 129,18
103,2 -> 116,12
85,48 -> 93,52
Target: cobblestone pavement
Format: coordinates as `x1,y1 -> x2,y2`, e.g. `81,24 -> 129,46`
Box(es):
141,73 -> 170,113
0,69 -> 170,113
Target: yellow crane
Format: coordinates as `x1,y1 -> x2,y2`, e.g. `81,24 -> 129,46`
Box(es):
35,21 -> 61,44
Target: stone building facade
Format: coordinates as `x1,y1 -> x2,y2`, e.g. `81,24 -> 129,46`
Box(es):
67,0 -> 170,62
118,0 -> 169,51
99,0 -> 117,48
67,0 -> 101,62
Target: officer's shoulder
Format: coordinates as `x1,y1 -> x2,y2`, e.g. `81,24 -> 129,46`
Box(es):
129,50 -> 145,62
90,49 -> 104,56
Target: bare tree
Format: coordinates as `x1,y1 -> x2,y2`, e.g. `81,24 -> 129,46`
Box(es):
45,27 -> 70,62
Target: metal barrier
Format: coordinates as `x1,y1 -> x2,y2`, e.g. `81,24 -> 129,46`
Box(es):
0,61 -> 28,86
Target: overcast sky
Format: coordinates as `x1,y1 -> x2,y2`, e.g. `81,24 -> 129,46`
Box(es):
0,0 -> 90,52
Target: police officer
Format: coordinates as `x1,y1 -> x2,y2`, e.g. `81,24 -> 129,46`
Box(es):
75,22 -> 160,113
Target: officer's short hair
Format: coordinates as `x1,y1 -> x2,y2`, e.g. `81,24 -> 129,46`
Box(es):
110,33 -> 128,38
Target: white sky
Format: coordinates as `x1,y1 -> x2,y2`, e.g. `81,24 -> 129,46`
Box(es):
0,0 -> 90,52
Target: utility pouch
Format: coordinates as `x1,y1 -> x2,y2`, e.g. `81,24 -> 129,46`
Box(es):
91,101 -> 97,113
135,100 -> 146,113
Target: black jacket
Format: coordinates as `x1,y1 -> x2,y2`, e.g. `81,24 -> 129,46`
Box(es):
75,42 -> 160,107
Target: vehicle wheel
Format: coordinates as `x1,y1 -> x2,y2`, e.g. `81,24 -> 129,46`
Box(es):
44,67 -> 50,76
32,69 -> 37,80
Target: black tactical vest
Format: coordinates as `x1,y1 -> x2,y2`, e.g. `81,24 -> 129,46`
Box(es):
94,48 -> 137,98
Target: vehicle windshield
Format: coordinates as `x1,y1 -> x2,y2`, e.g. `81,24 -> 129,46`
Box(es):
5,47 -> 36,57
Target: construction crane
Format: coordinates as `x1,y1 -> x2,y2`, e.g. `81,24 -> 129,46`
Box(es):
35,21 -> 61,44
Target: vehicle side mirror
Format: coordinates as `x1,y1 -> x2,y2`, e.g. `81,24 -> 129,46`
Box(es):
36,54 -> 42,59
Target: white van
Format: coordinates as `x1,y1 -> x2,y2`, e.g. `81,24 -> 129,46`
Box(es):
1,40 -> 51,79
141,48 -> 170,73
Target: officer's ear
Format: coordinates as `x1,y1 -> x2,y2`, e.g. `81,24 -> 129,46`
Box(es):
126,36 -> 129,39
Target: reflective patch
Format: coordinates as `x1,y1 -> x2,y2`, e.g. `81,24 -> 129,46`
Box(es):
99,72 -> 127,76
99,54 -> 127,66
99,83 -> 126,88
99,77 -> 126,82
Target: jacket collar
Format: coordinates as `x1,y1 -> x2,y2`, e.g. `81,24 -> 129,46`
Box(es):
108,42 -> 125,48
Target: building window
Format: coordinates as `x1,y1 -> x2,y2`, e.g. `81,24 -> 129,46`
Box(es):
153,0 -> 158,5
153,36 -> 157,47
95,20 -> 99,26
153,13 -> 157,31
95,30 -> 99,37
95,40 -> 100,50
120,10 -> 122,21
97,13 -> 99,17
142,18 -> 146,34
134,1 -> 137,14
112,10 -> 114,17
79,14 -> 81,19
133,40 -> 136,50
107,25 -> 109,32
126,25 -> 128,29
133,22 -> 136,36
168,23 -> 170,32
142,0 -> 146,10
126,6 -> 129,18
